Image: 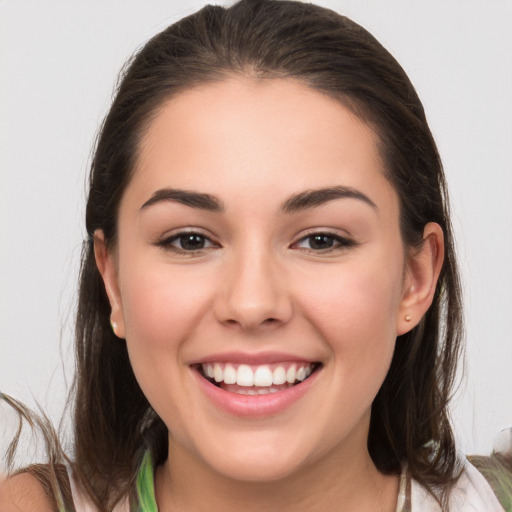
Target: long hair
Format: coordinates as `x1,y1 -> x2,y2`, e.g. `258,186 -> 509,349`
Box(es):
7,1 -> 465,510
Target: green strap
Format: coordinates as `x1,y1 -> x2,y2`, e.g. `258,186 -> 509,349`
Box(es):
135,451 -> 158,512
55,485 -> 67,512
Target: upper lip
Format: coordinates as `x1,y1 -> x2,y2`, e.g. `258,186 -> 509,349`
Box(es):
188,351 -> 318,366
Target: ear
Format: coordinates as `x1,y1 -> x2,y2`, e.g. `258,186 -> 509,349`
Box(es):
396,222 -> 444,336
94,230 -> 125,338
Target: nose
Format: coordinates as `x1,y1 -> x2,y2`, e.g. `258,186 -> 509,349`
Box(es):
214,246 -> 293,331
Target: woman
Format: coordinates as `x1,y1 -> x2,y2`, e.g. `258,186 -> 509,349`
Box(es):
0,1 -> 505,510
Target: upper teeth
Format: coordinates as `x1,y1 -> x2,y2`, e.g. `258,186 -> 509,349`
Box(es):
202,363 -> 313,387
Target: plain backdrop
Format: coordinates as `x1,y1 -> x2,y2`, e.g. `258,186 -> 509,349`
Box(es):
1,0 -> 511,458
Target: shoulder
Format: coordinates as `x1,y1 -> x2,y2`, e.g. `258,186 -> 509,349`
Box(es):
0,473 -> 55,512
450,460 -> 506,511
411,459 -> 505,512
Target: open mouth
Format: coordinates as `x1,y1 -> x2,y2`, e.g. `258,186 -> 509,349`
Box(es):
196,362 -> 321,395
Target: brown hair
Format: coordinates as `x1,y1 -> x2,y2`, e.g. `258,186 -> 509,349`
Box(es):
6,1 -> 465,509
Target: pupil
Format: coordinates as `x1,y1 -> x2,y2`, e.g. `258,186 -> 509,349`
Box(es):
310,235 -> 333,250
181,234 -> 205,250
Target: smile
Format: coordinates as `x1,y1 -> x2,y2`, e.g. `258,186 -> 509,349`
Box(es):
191,358 -> 322,417
198,362 -> 319,395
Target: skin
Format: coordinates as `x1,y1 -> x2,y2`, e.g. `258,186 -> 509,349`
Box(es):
0,473 -> 54,512
94,77 -> 444,512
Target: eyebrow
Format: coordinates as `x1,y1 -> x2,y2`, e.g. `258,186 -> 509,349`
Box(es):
140,185 -> 376,214
140,188 -> 225,212
279,186 -> 377,213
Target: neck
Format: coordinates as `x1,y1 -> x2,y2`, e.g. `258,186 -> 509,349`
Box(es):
155,433 -> 399,512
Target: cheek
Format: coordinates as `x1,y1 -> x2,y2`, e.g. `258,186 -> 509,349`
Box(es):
299,259 -> 403,342
116,255 -> 218,415
120,261 -> 215,350
116,261 -> 217,434
295,254 -> 404,391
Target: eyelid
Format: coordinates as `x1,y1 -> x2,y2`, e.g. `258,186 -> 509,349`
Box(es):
154,227 -> 221,254
290,228 -> 356,252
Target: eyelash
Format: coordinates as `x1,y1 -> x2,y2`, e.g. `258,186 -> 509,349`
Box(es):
155,230 -> 356,255
292,231 -> 356,253
155,230 -> 219,255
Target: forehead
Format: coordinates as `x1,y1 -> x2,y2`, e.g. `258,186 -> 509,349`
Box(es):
128,77 -> 396,213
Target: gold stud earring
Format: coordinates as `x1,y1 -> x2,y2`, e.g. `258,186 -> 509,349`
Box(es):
405,315 -> 412,322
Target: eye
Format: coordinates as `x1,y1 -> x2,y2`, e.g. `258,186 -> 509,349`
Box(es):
293,232 -> 355,252
156,231 -> 218,253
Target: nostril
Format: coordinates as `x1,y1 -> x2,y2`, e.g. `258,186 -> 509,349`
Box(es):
214,275 -> 293,330
222,317 -> 280,330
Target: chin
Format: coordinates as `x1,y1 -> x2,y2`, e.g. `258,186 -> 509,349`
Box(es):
209,452 -> 308,483
191,429 -> 324,484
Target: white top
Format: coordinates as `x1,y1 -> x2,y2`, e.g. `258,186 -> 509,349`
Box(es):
68,459 -> 504,512
395,459 -> 505,512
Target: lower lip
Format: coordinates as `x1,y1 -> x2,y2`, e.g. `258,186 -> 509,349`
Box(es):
192,368 -> 320,418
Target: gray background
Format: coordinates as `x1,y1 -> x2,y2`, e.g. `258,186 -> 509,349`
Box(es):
1,0 -> 511,457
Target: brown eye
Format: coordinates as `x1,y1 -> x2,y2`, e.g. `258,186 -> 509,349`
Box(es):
177,234 -> 208,250
156,231 -> 217,253
294,232 -> 355,252
307,234 -> 335,250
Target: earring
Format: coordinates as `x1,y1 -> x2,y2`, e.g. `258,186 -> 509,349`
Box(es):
405,315 -> 412,322
111,320 -> 118,335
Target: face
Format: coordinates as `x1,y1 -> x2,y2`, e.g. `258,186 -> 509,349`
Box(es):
97,78 -> 435,483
